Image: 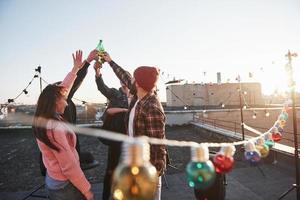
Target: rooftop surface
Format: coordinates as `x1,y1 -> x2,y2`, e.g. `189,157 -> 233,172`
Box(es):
0,125 -> 297,200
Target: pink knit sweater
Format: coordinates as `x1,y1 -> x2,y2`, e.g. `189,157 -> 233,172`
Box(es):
37,71 -> 91,196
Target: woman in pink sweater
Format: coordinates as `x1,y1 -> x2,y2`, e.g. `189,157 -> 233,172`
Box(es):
33,50 -> 94,200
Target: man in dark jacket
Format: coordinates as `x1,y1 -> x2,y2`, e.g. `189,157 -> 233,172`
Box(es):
94,60 -> 130,200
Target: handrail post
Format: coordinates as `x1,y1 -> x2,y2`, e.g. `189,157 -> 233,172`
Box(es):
234,122 -> 237,134
238,81 -> 245,140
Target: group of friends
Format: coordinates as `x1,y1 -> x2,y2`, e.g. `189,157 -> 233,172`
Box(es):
32,48 -> 167,200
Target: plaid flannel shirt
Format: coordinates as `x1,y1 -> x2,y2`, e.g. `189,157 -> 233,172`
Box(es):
109,60 -> 167,175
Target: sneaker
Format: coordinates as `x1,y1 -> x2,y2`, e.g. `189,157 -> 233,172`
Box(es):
80,152 -> 99,170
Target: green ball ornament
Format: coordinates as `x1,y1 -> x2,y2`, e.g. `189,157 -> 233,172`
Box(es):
186,145 -> 216,190
186,161 -> 216,190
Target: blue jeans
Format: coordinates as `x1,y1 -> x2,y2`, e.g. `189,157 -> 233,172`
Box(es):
46,182 -> 85,200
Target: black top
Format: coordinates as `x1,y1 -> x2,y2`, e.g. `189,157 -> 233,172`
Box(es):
63,61 -> 90,124
95,75 -> 129,122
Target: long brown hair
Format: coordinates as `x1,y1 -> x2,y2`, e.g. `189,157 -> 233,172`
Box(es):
33,84 -> 64,151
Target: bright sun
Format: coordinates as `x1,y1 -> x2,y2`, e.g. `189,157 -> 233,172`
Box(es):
256,59 -> 299,95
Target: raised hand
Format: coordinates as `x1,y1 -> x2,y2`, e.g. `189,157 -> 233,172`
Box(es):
101,52 -> 112,63
84,190 -> 94,200
86,49 -> 99,63
72,50 -> 83,73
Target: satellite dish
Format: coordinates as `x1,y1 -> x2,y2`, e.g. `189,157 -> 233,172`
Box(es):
95,111 -> 102,120
165,79 -> 184,85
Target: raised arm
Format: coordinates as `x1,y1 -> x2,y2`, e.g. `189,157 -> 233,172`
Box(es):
94,61 -> 119,100
68,50 -> 99,100
59,50 -> 84,97
102,52 -> 134,92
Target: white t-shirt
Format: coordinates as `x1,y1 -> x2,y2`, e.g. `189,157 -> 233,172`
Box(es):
128,100 -> 139,137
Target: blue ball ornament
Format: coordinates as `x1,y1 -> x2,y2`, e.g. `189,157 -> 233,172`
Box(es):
244,151 -> 261,166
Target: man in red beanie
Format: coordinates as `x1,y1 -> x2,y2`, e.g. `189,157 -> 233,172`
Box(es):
102,52 -> 166,200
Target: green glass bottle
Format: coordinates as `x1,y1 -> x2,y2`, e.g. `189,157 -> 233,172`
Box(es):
96,40 -> 105,63
96,40 -> 105,52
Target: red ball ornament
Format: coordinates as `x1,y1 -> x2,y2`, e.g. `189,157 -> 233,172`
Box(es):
212,145 -> 235,174
270,127 -> 282,142
272,132 -> 282,142
213,154 -> 234,174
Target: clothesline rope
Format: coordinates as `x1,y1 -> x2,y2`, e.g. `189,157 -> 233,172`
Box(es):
24,111 -> 278,149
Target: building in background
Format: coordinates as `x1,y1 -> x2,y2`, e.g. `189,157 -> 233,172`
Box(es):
166,82 -> 264,108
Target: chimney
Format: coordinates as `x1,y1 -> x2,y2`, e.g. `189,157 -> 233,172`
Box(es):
217,72 -> 221,84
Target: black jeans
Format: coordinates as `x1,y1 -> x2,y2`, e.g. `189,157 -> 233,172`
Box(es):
100,112 -> 126,200
102,143 -> 121,200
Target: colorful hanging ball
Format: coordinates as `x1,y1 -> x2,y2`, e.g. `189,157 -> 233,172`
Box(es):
264,133 -> 275,148
255,138 -> 270,158
244,141 -> 261,166
274,121 -> 280,128
213,145 -> 235,174
277,127 -> 284,134
278,120 -> 286,129
279,112 -> 288,121
278,115 -> 287,128
272,132 -> 282,142
186,145 -> 216,190
270,127 -> 282,142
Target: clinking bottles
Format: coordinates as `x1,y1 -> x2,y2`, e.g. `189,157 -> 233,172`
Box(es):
96,40 -> 105,63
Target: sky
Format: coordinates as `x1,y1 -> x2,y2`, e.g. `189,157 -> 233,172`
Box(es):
0,0 -> 300,105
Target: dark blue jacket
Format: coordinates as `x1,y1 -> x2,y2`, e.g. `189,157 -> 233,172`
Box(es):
95,75 -> 128,122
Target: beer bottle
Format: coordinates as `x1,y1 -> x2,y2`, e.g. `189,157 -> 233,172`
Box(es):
96,40 -> 105,63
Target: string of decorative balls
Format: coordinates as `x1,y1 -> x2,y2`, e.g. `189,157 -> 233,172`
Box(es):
107,101 -> 290,200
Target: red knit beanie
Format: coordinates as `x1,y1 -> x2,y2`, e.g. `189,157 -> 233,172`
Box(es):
133,66 -> 159,92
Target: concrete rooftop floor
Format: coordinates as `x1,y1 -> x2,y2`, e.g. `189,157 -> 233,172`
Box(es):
0,125 -> 298,200
1,160 -> 297,200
